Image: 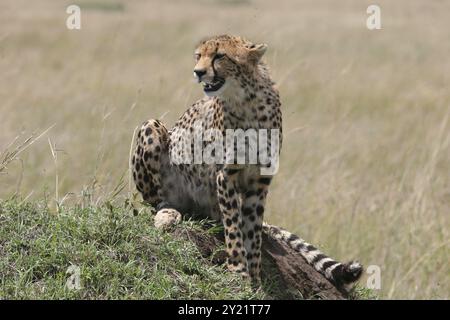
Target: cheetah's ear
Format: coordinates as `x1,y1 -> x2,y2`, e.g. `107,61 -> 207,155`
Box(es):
248,43 -> 268,63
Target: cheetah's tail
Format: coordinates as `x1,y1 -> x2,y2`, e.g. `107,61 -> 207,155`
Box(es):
262,223 -> 363,291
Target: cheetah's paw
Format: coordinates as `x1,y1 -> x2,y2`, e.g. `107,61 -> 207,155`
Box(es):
154,208 -> 182,230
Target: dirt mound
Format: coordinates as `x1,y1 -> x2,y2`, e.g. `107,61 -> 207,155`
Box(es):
174,226 -> 348,299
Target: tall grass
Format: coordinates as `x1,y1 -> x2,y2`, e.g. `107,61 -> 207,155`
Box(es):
0,0 -> 448,299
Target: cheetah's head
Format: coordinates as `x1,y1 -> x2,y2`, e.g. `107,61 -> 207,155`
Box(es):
193,35 -> 267,98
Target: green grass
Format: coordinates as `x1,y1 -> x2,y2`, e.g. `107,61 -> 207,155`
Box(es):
0,199 -> 263,299
350,286 -> 379,300
0,199 -> 375,299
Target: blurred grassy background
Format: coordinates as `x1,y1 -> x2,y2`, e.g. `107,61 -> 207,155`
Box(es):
0,0 -> 449,299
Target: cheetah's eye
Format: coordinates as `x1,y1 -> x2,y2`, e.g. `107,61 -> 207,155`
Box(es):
194,53 -> 201,61
215,52 -> 225,60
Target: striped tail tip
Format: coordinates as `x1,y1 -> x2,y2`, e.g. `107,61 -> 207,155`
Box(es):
331,261 -> 363,288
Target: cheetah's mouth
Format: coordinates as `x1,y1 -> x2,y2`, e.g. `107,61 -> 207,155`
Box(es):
202,77 -> 225,93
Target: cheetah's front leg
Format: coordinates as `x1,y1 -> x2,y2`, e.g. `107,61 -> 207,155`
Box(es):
241,176 -> 271,283
216,168 -> 248,278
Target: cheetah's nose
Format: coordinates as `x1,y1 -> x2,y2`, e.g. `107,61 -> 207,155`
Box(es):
193,69 -> 206,81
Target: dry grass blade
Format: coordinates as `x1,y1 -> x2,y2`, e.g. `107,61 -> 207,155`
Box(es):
0,124 -> 56,175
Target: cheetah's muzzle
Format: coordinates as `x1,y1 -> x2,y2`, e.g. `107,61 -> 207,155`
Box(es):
202,77 -> 225,93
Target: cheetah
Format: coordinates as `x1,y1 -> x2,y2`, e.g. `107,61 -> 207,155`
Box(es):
132,34 -> 362,288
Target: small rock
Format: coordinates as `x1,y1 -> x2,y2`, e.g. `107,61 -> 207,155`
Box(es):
154,208 -> 182,230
